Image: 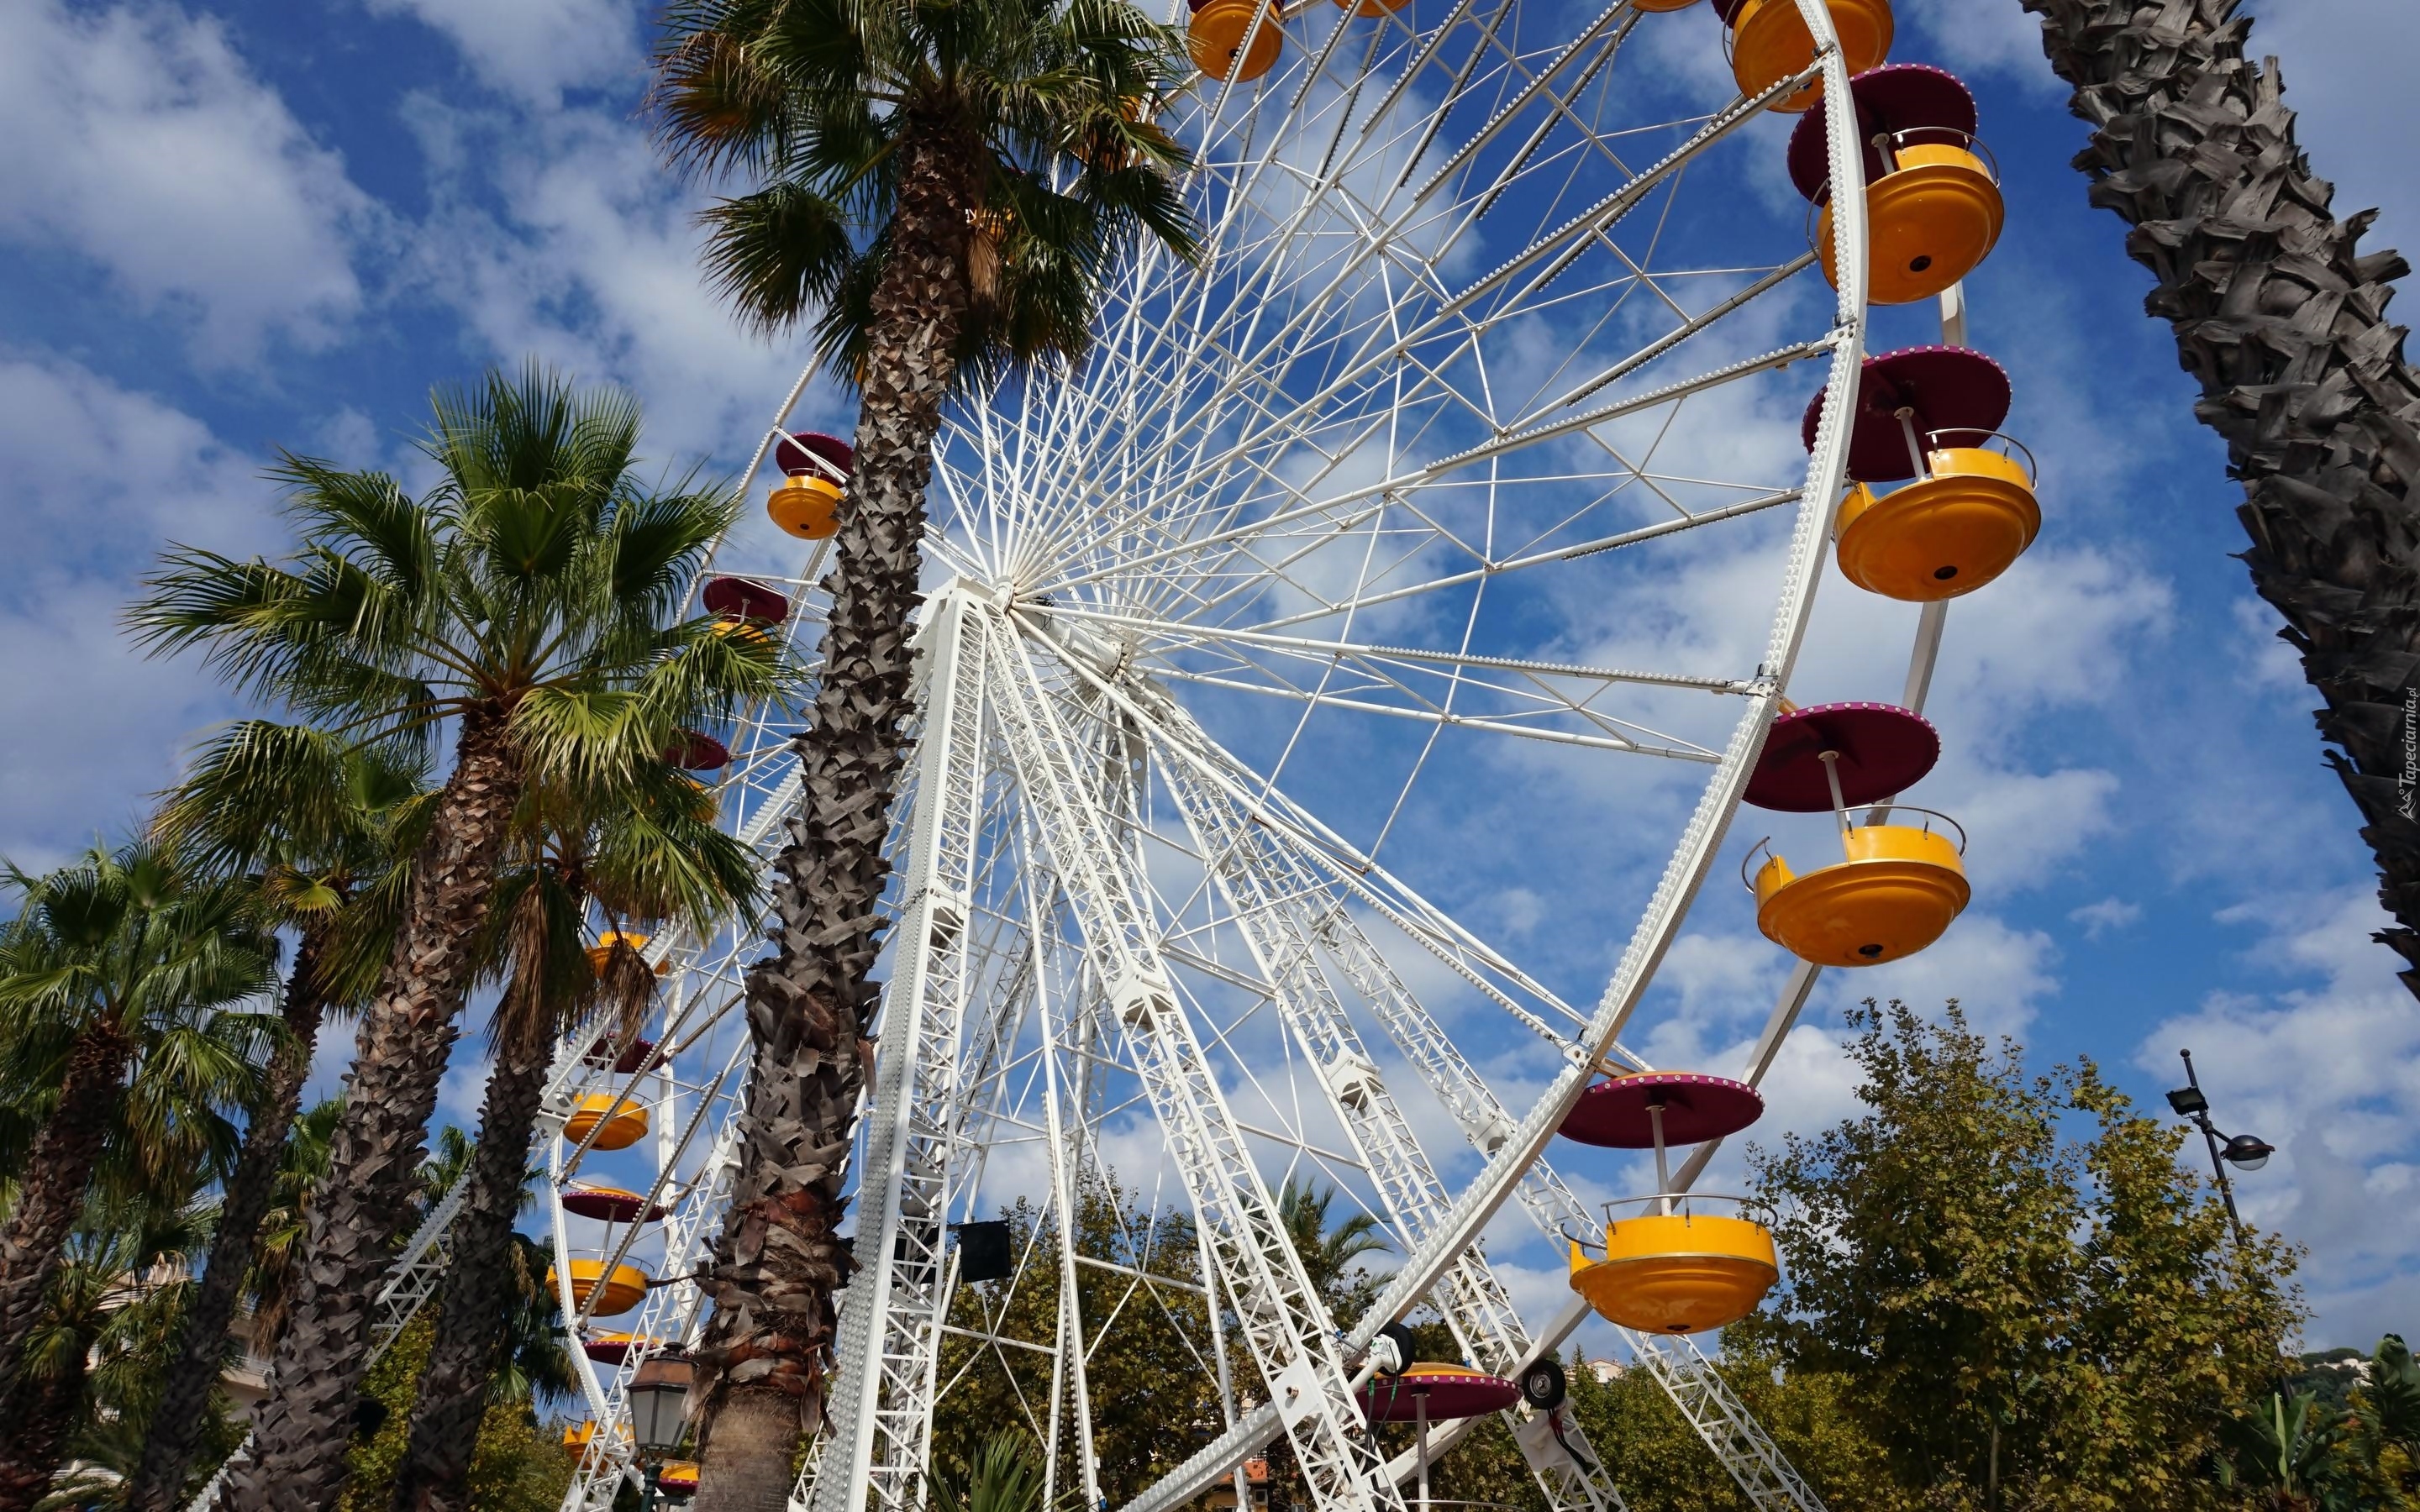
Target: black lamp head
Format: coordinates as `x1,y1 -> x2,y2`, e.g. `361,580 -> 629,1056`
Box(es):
2222,1133 -> 2275,1172
2165,1086 -> 2209,1117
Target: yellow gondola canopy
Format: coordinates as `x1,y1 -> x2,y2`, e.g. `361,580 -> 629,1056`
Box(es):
1570,1202 -> 1780,1334
1188,0 -> 1283,81
1717,0 -> 1892,112
586,931 -> 670,979
1790,65 -> 2002,303
548,1259 -> 653,1317
566,1093 -> 650,1151
1751,817 -> 1970,967
1801,344 -> 2039,601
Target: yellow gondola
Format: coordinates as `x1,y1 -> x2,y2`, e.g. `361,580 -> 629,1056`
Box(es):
566,1093 -> 650,1152
1570,1202 -> 1780,1334
1189,0 -> 1283,81
767,473 -> 844,539
1797,344 -> 2041,602
1749,811 -> 1970,967
1720,0 -> 1891,112
1560,1073 -> 1778,1334
1835,437 -> 2039,600
548,1259 -> 653,1318
585,930 -> 671,979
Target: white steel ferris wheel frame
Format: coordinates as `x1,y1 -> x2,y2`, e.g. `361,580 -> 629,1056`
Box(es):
327,4 -> 1895,1512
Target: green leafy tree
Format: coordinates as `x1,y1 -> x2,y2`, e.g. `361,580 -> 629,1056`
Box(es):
1733,1000 -> 2302,1511
390,771 -> 760,1512
645,0 -> 1198,1498
132,733 -> 432,1512
337,1315 -> 575,1512
126,365 -> 781,1512
0,842 -> 276,1394
1559,1351 -> 1906,1512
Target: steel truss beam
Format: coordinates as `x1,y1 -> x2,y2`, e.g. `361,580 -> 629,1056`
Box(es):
813,596 -> 994,1512
981,604 -> 1405,1512
1156,728 -> 1629,1512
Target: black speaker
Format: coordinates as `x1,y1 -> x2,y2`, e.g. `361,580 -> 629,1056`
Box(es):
955,1219 -> 1013,1284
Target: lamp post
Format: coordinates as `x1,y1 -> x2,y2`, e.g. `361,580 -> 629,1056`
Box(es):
2165,1048 -> 2274,1246
627,1356 -> 693,1511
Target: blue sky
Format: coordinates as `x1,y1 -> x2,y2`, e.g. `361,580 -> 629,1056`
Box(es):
2,0 -> 2417,1352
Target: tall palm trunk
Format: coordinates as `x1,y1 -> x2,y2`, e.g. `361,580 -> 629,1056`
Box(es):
386,1032 -> 551,1512
130,927 -> 331,1512
0,1348 -> 87,1512
2022,0 -> 2420,995
0,1011 -> 132,1387
690,125 -> 977,1512
229,712 -> 523,1512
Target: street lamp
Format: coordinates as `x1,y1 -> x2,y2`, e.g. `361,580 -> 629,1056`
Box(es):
627,1356 -> 693,1509
2165,1049 -> 2273,1244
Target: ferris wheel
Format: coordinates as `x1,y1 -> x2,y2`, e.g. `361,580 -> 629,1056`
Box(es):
508,0 -> 2044,1510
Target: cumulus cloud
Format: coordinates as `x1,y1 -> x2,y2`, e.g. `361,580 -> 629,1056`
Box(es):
2067,895 -> 2142,939
366,0 -> 644,107
0,351 -> 286,862
0,0 -> 376,365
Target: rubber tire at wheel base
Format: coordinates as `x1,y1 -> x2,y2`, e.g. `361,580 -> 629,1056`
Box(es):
1521,1358 -> 1567,1410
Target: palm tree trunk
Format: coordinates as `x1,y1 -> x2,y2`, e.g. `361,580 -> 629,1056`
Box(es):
130,928 -> 332,1512
2022,0 -> 2420,995
0,1352 -> 87,1512
0,1012 -> 132,1389
229,710 -> 523,1512
689,125 -> 978,1512
387,1035 -> 550,1512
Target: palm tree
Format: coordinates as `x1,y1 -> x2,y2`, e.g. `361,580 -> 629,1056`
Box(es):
243,1097 -> 343,1358
2023,0 -> 2420,997
934,1433 -> 1044,1512
647,1 -> 1196,1495
388,771 -> 760,1512
129,732 -> 430,1512
1275,1177 -> 1390,1322
0,1191 -> 216,1512
0,842 -> 276,1392
124,365 -> 781,1512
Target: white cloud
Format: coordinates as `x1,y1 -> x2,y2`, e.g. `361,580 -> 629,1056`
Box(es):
0,0 -> 376,365
366,0 -> 644,108
0,351 -> 287,862
2067,895 -> 2142,939
399,97 -> 823,491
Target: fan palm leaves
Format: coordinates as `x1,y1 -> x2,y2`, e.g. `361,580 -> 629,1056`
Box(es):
0,1189 -> 217,1512
124,365 -> 783,1512
129,732 -> 433,1512
0,842 -> 277,1397
647,1 -> 1195,1496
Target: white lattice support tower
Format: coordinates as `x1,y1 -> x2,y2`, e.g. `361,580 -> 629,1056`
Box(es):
814,593 -> 994,1512
1155,738 -> 1628,1512
982,606 -> 1403,1512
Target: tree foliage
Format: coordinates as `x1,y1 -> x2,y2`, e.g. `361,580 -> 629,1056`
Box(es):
1731,1000 -> 2302,1510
